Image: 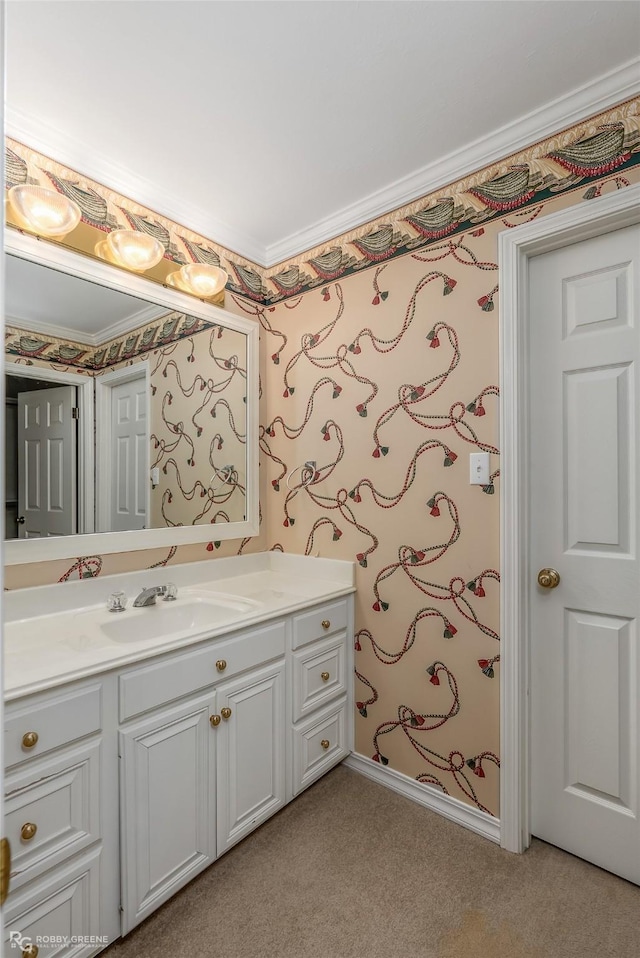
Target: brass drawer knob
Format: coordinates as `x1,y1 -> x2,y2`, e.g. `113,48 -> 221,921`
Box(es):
221,707 -> 232,720
23,945 -> 39,958
20,823 -> 37,842
321,671 -> 330,682
210,714 -> 221,727
22,731 -> 39,749
216,659 -> 227,672
321,619 -> 330,630
320,739 -> 330,750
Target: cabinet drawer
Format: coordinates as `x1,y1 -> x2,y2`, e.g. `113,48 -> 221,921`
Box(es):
3,847 -> 102,957
292,599 -> 348,649
119,620 -> 286,721
292,635 -> 346,721
5,684 -> 102,770
5,742 -> 101,891
292,699 -> 349,795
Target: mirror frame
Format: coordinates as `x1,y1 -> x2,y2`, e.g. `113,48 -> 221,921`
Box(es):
4,228 -> 260,565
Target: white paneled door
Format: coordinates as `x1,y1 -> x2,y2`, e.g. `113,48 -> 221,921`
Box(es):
110,376 -> 147,532
529,223 -> 640,884
17,385 -> 77,538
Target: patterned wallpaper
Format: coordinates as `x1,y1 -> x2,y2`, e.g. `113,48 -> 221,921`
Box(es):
4,97 -> 640,816
149,325 -> 248,528
258,164 -> 640,817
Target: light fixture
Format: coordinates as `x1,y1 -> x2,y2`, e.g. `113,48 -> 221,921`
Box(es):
7,184 -> 82,240
166,262 -> 228,298
96,229 -> 164,273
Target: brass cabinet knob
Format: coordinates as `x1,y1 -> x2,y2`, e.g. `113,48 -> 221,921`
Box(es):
537,568 -> 560,589
221,707 -> 232,720
216,659 -> 227,672
321,620 -> 330,630
22,731 -> 39,749
320,739 -> 330,750
22,945 -> 39,958
320,671 -> 330,682
210,714 -> 221,727
20,823 -> 37,842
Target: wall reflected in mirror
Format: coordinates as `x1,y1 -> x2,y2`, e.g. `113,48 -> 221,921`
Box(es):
4,254 -> 248,541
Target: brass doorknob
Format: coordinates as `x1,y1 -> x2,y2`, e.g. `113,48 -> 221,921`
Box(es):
320,739 -> 330,750
321,671 -> 330,682
210,714 -> 221,727
321,620 -> 330,630
537,568 -> 560,589
22,732 -> 39,749
22,944 -> 39,957
216,660 -> 227,672
221,707 -> 232,720
21,823 -> 37,842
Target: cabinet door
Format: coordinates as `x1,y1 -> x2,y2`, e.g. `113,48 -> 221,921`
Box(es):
216,660 -> 286,856
119,693 -> 216,934
3,848 -> 102,958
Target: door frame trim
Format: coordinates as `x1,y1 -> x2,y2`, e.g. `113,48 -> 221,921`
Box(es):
498,182 -> 640,853
95,361 -> 150,533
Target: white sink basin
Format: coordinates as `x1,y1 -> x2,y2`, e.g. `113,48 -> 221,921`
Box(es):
94,594 -> 260,644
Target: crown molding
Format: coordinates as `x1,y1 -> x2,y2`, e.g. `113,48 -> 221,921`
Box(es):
5,106 -> 266,269
265,57 -> 640,267
6,302 -> 169,347
7,314 -> 97,346
7,57 -> 639,272
94,302 -> 169,346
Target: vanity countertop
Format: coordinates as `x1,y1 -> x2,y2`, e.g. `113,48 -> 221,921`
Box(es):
3,553 -> 355,701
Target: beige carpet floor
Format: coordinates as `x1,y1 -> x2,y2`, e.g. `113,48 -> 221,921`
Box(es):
104,766 -> 639,958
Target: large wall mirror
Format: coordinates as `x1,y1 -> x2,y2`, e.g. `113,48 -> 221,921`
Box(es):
3,228 -> 259,565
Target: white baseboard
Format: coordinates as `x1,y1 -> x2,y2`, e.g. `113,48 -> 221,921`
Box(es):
343,752 -> 500,844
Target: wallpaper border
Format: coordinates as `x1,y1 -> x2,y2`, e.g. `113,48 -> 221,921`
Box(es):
5,311 -> 219,372
5,96 -> 639,308
262,97 -> 640,302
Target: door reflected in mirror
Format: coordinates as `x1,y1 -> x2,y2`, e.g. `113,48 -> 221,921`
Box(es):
4,254 -> 248,541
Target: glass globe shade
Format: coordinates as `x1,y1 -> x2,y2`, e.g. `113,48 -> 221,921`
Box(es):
8,185 -> 81,238
105,230 -> 164,272
179,263 -> 228,298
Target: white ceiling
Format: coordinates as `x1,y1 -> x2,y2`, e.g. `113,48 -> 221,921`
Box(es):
5,255 -> 167,343
5,1 -> 640,267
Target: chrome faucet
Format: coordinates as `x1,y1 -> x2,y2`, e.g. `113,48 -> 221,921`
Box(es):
133,583 -> 177,607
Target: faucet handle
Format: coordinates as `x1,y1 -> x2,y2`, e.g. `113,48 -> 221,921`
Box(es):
163,583 -> 178,601
107,591 -> 127,613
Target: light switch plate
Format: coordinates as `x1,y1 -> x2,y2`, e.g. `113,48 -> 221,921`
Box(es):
469,452 -> 490,485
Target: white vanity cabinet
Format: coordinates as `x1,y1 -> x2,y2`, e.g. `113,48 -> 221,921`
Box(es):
4,567 -> 354,954
3,679 -> 120,958
117,619 -> 287,933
